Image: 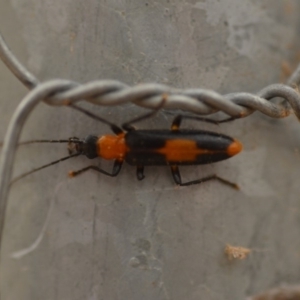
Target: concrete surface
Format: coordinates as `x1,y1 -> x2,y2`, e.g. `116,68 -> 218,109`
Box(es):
1,0 -> 300,299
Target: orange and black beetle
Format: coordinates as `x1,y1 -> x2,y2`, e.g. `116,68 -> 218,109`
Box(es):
14,104 -> 242,188
66,105 -> 242,188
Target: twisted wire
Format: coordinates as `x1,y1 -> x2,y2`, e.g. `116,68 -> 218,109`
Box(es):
1,33 -> 300,118
1,31 -> 300,255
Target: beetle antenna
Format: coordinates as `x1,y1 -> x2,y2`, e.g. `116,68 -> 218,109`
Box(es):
10,152 -> 81,185
18,138 -> 84,145
0,139 -> 84,147
18,139 -> 71,145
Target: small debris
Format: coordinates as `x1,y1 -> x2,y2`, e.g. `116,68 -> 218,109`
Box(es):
224,244 -> 251,261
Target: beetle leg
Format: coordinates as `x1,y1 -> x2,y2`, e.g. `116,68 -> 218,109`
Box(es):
122,99 -> 166,131
218,117 -> 237,123
171,116 -> 181,130
136,166 -> 145,180
69,160 -> 123,178
69,104 -> 123,135
170,165 -> 239,189
171,115 -> 219,130
170,165 -> 182,183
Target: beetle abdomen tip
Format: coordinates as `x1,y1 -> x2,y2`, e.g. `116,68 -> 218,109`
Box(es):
227,140 -> 243,156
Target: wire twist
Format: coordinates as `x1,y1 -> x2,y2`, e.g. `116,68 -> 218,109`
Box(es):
1,33 -> 300,119
1,31 -> 300,257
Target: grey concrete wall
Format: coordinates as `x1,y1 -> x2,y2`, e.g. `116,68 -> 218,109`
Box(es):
1,1 -> 300,299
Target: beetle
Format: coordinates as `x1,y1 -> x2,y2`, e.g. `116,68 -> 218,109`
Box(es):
12,104 -> 242,188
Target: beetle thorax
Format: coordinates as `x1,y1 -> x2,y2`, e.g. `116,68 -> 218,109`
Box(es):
98,133 -> 127,160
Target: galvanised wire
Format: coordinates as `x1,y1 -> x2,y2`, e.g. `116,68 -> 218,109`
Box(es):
1,33 -> 300,117
1,31 -> 300,255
